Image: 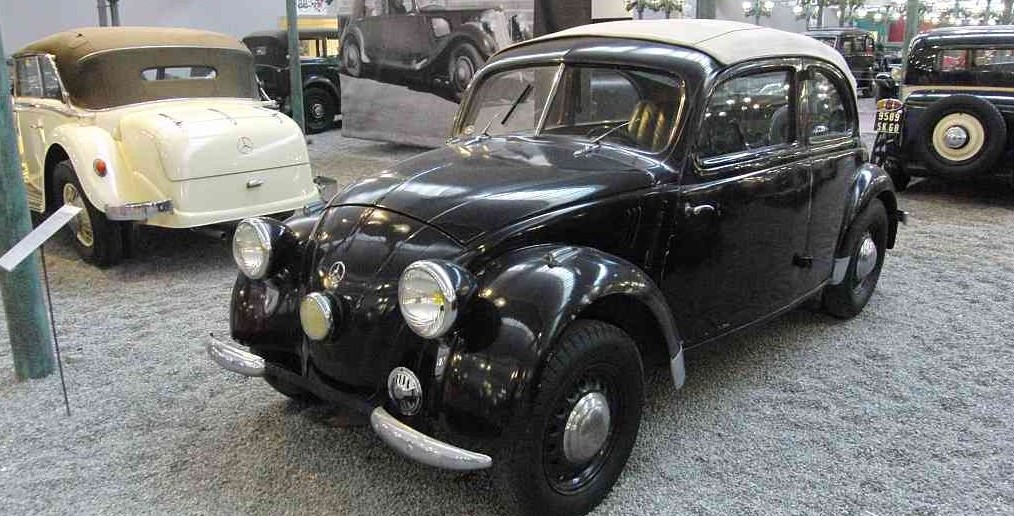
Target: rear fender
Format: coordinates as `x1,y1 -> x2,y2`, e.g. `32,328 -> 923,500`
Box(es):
440,245 -> 684,433
47,125 -> 163,214
837,162 -> 900,255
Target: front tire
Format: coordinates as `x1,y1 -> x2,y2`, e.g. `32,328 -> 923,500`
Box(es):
304,87 -> 337,134
824,200 -> 888,319
53,160 -> 124,267
496,320 -> 644,516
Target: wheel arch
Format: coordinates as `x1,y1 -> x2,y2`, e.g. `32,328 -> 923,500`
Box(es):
434,31 -> 493,69
45,125 -> 138,215
43,144 -> 71,212
837,161 -> 899,255
441,245 -> 685,434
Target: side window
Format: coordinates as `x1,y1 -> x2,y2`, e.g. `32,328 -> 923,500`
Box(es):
698,70 -> 793,159
15,56 -> 43,98
804,69 -> 852,139
38,56 -> 63,100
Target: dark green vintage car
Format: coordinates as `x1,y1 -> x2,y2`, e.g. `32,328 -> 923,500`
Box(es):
242,29 -> 343,133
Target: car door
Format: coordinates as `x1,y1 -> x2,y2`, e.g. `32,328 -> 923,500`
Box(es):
662,63 -> 813,344
799,61 -> 862,289
382,2 -> 433,64
11,55 -> 51,211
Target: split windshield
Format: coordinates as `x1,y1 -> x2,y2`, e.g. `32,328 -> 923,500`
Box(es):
458,64 -> 684,153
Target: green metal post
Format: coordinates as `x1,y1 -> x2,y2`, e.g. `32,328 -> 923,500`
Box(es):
285,0 -> 305,133
0,25 -> 57,380
904,0 -> 921,60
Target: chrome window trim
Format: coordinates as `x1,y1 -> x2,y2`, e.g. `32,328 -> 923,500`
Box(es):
534,63 -> 566,135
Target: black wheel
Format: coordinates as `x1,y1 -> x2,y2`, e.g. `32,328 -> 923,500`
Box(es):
915,94 -> 1007,177
53,160 -> 124,267
824,200 -> 888,319
448,42 -> 483,101
496,320 -> 643,516
342,39 -> 363,78
304,87 -> 337,134
871,132 -> 910,191
264,374 -> 320,404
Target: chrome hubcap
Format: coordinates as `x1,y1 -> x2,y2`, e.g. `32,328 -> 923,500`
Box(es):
62,183 -> 94,248
855,232 -> 878,281
455,57 -> 474,86
311,103 -> 325,118
562,391 -> 611,464
943,125 -> 969,149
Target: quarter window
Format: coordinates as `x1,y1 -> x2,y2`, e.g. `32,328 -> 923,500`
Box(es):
39,57 -> 63,100
804,69 -> 851,139
15,57 -> 43,98
699,70 -> 793,159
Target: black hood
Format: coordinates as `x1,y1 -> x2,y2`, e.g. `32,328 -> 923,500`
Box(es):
331,137 -> 662,242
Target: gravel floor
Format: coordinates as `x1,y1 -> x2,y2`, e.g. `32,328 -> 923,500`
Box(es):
1,122 -> 1013,515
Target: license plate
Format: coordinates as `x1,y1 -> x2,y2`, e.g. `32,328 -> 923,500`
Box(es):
875,108 -> 903,134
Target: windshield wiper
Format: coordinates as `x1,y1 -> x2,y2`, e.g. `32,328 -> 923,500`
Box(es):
574,121 -> 631,157
477,83 -> 533,140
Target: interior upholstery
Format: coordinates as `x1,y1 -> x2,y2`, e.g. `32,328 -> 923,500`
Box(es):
628,101 -> 675,151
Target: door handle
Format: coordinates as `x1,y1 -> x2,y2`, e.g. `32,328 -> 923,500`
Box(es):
29,124 -> 43,130
684,203 -> 718,218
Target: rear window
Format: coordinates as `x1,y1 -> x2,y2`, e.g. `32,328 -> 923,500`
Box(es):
141,66 -> 217,81
915,46 -> 1014,86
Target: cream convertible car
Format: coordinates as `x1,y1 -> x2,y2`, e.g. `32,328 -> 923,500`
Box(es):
11,27 -> 319,265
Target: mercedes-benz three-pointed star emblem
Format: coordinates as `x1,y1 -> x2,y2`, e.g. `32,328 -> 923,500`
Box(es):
324,261 -> 347,291
237,136 -> 253,155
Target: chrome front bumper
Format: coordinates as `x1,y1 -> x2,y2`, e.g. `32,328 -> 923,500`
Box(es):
106,200 -> 173,221
370,407 -> 492,471
206,335 -> 492,471
206,334 -> 265,377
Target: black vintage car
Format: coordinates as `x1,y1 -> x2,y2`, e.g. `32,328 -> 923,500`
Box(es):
209,20 -> 904,515
805,27 -> 878,97
871,26 -> 1014,190
242,29 -> 342,133
339,0 -> 521,100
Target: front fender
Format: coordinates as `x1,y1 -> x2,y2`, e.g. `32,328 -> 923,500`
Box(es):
303,75 -> 341,102
48,125 -> 162,214
440,245 -> 684,434
454,24 -> 497,56
838,162 -> 900,253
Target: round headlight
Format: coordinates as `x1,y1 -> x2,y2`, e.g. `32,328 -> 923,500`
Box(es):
300,293 -> 333,341
233,218 -> 273,279
398,261 -> 459,339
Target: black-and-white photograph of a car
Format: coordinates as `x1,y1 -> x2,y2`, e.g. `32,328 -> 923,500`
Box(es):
340,0 -> 529,101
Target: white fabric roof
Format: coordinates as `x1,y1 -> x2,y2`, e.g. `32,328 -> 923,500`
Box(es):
533,19 -> 853,82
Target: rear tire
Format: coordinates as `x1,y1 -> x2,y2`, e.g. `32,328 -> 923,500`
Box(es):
448,42 -> 483,101
824,200 -> 888,319
496,320 -> 643,516
53,160 -> 124,267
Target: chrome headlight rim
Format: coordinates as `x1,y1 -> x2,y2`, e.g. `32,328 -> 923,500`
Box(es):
233,218 -> 274,280
299,292 -> 334,341
398,260 -> 461,339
